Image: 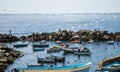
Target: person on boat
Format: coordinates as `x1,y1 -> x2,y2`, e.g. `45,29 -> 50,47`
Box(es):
78,46 -> 80,53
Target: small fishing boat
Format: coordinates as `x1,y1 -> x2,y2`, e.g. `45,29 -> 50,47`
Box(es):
13,44 -> 28,48
74,47 -> 91,56
32,44 -> 49,48
14,62 -> 92,72
47,48 -> 60,53
38,58 -> 55,63
74,51 -> 91,56
53,46 -> 62,49
33,48 -> 44,51
63,48 -> 75,54
27,63 -> 43,67
32,40 -> 49,48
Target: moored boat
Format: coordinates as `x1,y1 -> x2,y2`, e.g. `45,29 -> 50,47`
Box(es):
32,44 -> 49,48
27,63 -> 43,67
47,48 -> 60,53
33,48 -> 44,51
74,51 -> 91,56
63,48 -> 75,54
14,62 -> 92,72
13,44 -> 28,48
74,47 -> 91,56
38,58 -> 55,63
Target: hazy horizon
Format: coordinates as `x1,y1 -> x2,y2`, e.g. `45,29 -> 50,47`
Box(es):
0,0 -> 120,14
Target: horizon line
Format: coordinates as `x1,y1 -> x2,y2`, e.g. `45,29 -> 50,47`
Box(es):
0,12 -> 120,15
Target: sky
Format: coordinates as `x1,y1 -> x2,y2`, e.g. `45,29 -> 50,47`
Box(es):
0,0 -> 120,14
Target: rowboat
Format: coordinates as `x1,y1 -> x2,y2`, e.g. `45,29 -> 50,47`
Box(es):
63,48 -> 75,54
27,63 -> 43,67
13,44 -> 28,48
14,62 -> 92,72
32,44 -> 49,48
38,58 -> 55,63
47,48 -> 60,53
74,47 -> 91,56
33,48 -> 44,51
74,51 -> 91,56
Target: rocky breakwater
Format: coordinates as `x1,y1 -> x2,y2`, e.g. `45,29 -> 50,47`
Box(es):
0,43 -> 21,72
19,30 -> 120,42
0,34 -> 19,42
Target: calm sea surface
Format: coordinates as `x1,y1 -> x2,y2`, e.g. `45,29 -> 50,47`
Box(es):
0,13 -> 120,72
0,13 -> 120,36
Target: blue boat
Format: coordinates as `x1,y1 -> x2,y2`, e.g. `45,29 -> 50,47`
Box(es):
15,62 -> 92,72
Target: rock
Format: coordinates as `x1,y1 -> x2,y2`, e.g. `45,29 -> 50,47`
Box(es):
20,36 -> 27,40
115,36 -> 120,41
7,55 -> 14,63
0,43 -> 21,71
0,59 -> 7,63
0,34 -> 19,42
103,35 -> 110,40
4,53 -> 10,57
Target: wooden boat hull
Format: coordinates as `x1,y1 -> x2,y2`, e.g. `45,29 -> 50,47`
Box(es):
16,62 -> 92,72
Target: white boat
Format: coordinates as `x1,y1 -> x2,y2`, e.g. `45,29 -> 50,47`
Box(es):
14,62 -> 92,72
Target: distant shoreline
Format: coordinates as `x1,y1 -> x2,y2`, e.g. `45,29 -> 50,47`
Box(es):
0,12 -> 120,15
